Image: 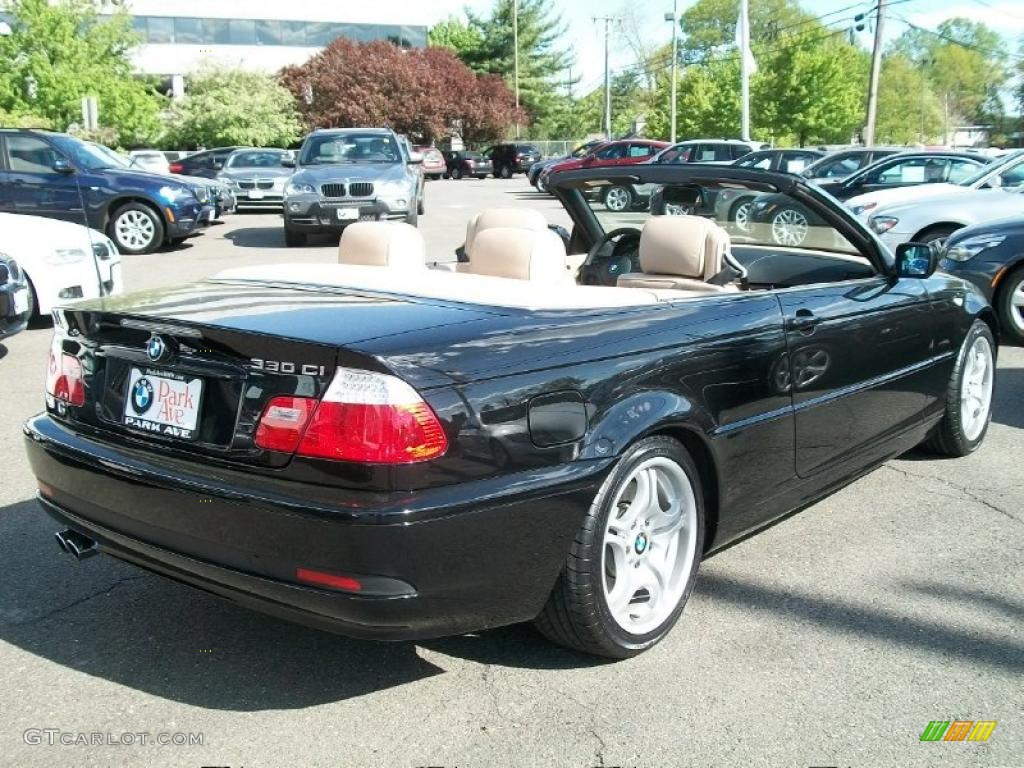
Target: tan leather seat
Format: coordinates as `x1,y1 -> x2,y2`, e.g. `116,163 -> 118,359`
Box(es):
616,215 -> 738,292
337,221 -> 426,269
465,208 -> 550,257
467,227 -> 571,282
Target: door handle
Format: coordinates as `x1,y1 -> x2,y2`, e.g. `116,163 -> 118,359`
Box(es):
786,309 -> 819,333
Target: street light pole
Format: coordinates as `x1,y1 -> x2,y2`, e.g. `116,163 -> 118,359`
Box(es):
665,1 -> 678,144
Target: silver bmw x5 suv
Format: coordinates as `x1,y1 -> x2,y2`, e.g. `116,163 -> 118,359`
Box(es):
282,128 -> 423,247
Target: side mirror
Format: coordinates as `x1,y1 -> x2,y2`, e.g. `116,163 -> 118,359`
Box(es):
895,242 -> 937,278
52,157 -> 74,174
281,156 -> 295,168
407,152 -> 424,165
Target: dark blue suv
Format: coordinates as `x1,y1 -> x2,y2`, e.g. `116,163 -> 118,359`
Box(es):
0,129 -> 210,254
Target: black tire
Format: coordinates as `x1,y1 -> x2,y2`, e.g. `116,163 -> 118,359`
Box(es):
497,164 -> 513,180
534,436 -> 705,658
995,265 -> 1024,346
538,176 -> 549,193
107,201 -> 165,255
442,172 -> 450,179
923,319 -> 996,456
405,206 -> 419,227
283,227 -> 306,247
451,167 -> 464,180
24,276 -> 37,318
417,194 -> 425,216
916,225 -> 959,246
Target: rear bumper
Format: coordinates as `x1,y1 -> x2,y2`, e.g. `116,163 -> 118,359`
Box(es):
24,413 -> 607,640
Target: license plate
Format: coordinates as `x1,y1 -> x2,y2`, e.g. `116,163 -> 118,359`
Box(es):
12,287 -> 29,315
336,208 -> 358,221
248,189 -> 264,200
123,367 -> 203,440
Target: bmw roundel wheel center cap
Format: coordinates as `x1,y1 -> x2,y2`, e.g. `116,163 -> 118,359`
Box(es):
634,532 -> 649,555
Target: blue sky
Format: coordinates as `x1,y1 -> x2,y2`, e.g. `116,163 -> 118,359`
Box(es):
420,0 -> 1023,95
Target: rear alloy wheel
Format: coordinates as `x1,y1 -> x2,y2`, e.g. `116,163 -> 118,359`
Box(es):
535,436 -> 704,658
771,207 -> 809,246
451,167 -> 464,180
108,202 -> 164,255
997,265 -> 1024,345
498,164 -> 513,179
924,319 -> 995,456
731,199 -> 753,233
603,185 -> 634,212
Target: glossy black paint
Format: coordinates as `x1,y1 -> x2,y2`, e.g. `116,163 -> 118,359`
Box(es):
23,163 -> 998,641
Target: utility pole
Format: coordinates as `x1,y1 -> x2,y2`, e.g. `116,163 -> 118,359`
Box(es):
665,1 -> 678,143
864,0 -> 885,145
513,0 -> 520,138
739,0 -> 751,142
595,16 -> 618,138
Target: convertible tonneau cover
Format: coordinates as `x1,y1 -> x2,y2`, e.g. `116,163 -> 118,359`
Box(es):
213,263 -> 677,310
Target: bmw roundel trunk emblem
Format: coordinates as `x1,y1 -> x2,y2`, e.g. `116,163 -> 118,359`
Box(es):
146,334 -> 169,363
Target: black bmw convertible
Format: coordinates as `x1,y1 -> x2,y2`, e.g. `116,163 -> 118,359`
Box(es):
25,164 -> 998,658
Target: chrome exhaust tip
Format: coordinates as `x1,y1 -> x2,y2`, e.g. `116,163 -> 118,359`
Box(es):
55,529 -> 98,560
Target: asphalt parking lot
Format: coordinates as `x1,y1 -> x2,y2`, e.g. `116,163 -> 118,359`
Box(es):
0,176 -> 1021,768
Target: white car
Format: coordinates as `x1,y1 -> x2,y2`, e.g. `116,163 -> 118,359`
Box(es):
0,213 -> 124,316
127,149 -> 171,175
847,149 -> 1024,220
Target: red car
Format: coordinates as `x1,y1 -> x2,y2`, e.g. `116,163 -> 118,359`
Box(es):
415,146 -> 446,180
539,139 -> 670,191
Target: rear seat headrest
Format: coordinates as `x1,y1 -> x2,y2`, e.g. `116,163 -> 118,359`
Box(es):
639,215 -> 730,281
338,221 -> 426,269
465,207 -> 549,256
468,227 -> 569,282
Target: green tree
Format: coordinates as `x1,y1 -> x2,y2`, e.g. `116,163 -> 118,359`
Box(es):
755,33 -> 867,146
459,0 -> 572,127
876,53 -> 943,144
429,17 -> 484,56
166,66 -> 303,148
0,0 -> 163,145
890,19 -> 1008,124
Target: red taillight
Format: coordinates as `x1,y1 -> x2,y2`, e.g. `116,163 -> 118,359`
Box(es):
254,368 -> 448,464
295,567 -> 363,592
45,337 -> 85,407
254,396 -> 317,453
168,162 -> 183,173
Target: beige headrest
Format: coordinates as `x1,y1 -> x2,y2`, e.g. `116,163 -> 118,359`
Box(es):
639,215 -> 730,281
338,221 -> 426,269
465,207 -> 549,255
468,227 -> 569,282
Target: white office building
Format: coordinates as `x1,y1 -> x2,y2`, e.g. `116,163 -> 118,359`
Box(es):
92,0 -> 430,78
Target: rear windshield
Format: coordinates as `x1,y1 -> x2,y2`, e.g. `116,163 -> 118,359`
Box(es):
227,151 -> 285,168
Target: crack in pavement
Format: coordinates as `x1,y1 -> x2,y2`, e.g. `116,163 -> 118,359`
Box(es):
884,464 -> 1022,525
8,573 -> 152,626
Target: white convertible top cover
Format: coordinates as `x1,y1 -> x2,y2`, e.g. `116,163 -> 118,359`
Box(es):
212,263 -> 669,310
